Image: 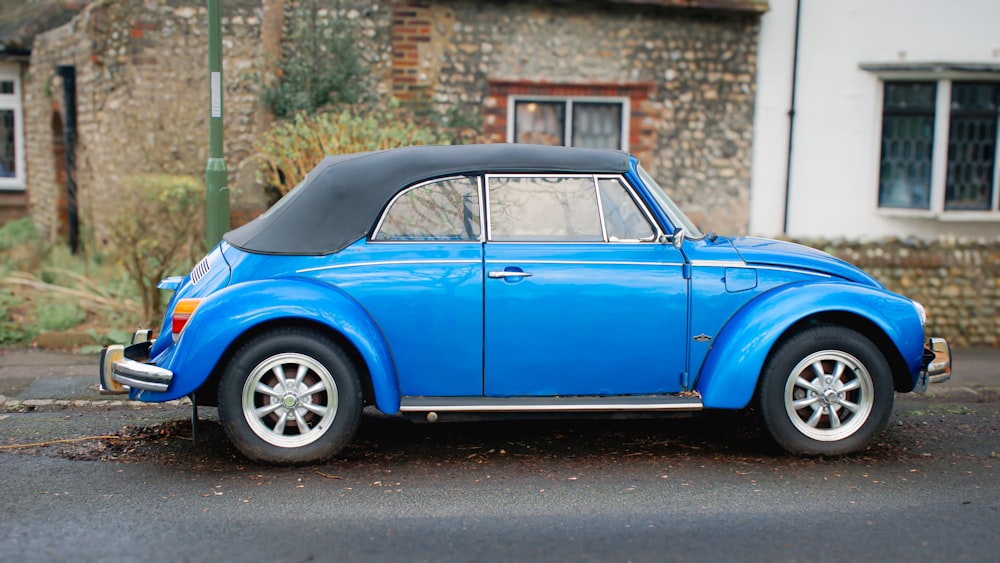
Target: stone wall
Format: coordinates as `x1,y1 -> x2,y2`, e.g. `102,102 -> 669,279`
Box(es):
392,0 -> 760,233
802,237 -> 1000,348
23,0 -> 263,247
23,0 -> 762,248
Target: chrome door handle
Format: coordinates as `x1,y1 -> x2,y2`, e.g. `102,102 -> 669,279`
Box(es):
488,271 -> 532,279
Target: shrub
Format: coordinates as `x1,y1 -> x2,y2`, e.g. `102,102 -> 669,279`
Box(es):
35,302 -> 87,332
106,174 -> 206,322
256,104 -> 456,197
0,294 -> 34,346
261,8 -> 368,118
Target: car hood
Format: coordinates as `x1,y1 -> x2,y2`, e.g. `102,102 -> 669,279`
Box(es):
729,237 -> 882,288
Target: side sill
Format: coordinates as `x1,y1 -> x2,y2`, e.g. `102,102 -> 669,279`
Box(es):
399,394 -> 703,413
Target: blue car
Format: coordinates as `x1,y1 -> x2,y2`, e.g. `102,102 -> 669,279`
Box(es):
99,144 -> 951,464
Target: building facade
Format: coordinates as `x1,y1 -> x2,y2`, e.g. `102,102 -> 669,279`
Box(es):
19,0 -> 766,247
751,0 -> 1000,240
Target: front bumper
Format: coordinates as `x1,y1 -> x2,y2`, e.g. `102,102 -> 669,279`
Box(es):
99,330 -> 174,395
915,337 -> 951,393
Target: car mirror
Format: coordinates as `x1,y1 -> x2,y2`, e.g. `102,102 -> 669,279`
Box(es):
661,227 -> 685,249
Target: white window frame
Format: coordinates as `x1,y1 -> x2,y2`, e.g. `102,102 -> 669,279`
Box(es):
872,71 -> 1000,222
506,95 -> 630,151
0,62 -> 25,191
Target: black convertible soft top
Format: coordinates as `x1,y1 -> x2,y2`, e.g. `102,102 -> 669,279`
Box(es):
225,144 -> 630,255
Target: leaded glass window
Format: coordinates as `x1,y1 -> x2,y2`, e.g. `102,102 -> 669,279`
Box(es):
877,79 -> 1000,215
945,82 -> 1000,210
878,82 -> 936,209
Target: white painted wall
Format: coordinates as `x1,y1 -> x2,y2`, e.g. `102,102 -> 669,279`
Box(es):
750,0 -> 1000,239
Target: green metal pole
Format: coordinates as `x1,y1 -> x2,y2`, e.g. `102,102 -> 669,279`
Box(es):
205,0 -> 230,248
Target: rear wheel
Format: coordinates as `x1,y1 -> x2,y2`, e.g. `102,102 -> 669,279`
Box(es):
218,328 -> 362,464
757,325 -> 893,455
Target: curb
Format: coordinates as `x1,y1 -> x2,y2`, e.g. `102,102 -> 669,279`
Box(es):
1,396 -> 192,410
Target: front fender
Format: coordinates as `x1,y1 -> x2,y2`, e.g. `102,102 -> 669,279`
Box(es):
695,281 -> 925,409
133,278 -> 401,413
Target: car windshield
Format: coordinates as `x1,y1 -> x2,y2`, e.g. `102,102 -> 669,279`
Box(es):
636,165 -> 704,239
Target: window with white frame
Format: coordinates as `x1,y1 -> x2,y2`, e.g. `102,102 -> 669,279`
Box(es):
877,79 -> 1000,216
509,97 -> 628,151
0,63 -> 24,190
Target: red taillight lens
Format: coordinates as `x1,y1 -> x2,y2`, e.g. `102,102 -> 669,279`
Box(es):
171,298 -> 202,337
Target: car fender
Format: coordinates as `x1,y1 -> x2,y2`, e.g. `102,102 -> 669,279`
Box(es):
136,278 -> 401,413
695,280 -> 925,409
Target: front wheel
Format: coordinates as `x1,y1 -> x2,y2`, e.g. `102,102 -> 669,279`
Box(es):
218,328 -> 362,464
757,326 -> 894,455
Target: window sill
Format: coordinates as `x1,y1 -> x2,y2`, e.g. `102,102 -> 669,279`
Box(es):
878,208 -> 1000,222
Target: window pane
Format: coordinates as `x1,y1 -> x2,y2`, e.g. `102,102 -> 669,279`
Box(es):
945,82 -> 999,211
572,102 -> 622,149
374,177 -> 480,241
878,82 -> 936,209
598,178 -> 655,241
514,101 -> 565,146
0,109 -> 15,178
489,176 -> 603,242
0,81 -> 13,95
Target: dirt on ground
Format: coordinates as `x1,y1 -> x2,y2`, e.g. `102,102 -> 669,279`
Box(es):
2,391 -> 997,476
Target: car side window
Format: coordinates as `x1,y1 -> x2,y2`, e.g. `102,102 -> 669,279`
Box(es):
373,176 -> 481,241
598,178 -> 656,242
488,176 -> 603,242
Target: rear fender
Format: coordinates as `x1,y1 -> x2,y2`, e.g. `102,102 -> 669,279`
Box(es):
695,281 -> 925,409
133,278 -> 400,412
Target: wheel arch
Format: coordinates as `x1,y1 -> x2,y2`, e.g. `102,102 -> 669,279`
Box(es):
195,317 -> 378,410
695,281 -> 925,409
140,278 -> 401,413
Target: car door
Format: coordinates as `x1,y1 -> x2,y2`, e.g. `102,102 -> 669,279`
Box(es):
483,174 -> 688,397
329,176 -> 484,397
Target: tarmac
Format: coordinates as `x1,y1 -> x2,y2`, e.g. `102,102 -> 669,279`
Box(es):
0,346 -> 996,408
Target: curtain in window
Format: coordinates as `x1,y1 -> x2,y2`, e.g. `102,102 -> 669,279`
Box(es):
572,103 -> 622,150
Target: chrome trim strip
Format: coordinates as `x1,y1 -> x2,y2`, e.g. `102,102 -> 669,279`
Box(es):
400,396 -> 703,413
689,260 -> 747,268
593,175 -> 609,241
297,259 -> 480,274
485,259 -> 683,268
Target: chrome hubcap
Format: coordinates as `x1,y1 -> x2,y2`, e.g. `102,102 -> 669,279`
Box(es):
785,350 -> 874,442
242,353 -> 339,448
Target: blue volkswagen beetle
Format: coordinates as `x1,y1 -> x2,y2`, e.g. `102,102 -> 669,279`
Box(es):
99,144 -> 951,464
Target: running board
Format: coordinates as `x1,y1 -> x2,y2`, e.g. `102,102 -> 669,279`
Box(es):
399,394 -> 703,413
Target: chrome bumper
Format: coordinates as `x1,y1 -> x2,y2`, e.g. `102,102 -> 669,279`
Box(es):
916,337 -> 951,393
99,330 -> 174,395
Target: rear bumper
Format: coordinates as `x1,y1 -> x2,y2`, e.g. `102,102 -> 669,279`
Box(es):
915,337 -> 951,393
99,330 -> 174,395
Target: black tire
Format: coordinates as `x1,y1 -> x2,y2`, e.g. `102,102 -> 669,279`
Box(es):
217,327 -> 362,464
757,325 -> 893,455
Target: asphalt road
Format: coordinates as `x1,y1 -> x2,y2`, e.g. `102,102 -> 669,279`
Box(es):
2,387 -> 998,562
